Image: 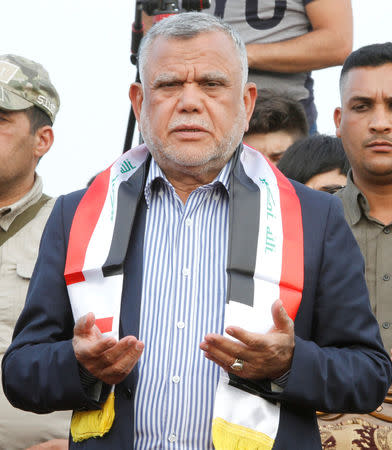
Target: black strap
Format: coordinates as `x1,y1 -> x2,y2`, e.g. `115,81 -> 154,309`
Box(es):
0,194 -> 51,247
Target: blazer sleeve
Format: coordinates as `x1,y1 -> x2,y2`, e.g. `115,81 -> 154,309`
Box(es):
233,194 -> 392,412
284,195 -> 391,412
2,193 -> 104,413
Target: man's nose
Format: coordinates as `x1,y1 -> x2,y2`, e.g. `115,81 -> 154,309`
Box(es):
177,83 -> 203,113
369,105 -> 392,134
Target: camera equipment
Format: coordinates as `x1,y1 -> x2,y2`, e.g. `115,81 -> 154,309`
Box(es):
141,0 -> 211,17
123,0 -> 211,152
141,1 -> 179,17
182,0 -> 211,11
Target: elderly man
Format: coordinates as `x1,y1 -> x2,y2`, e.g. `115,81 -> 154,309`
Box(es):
2,14 -> 391,450
0,54 -> 70,449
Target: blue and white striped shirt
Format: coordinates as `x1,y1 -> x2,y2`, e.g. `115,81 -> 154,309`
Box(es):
134,157 -> 232,449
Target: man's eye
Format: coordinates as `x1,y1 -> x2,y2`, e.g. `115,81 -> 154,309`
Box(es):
321,185 -> 345,194
158,82 -> 181,88
352,104 -> 369,112
203,81 -> 221,88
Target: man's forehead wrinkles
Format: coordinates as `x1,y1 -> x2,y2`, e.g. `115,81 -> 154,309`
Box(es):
347,91 -> 392,104
344,85 -> 377,102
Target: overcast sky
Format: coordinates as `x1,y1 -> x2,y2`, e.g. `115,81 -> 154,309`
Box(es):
1,0 -> 391,196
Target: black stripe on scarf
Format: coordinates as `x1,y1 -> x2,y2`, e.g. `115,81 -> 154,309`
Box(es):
226,147 -> 260,308
102,158 -> 150,277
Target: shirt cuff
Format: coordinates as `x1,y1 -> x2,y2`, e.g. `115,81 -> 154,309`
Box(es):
78,363 -> 103,402
272,370 -> 291,391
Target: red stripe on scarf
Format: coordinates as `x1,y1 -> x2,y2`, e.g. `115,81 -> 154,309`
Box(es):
64,166 -> 112,285
268,162 -> 304,321
95,317 -> 114,334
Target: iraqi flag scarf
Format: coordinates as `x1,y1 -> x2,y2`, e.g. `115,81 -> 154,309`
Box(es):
65,143 -> 304,448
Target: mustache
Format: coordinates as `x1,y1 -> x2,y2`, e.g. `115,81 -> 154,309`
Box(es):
168,118 -> 211,132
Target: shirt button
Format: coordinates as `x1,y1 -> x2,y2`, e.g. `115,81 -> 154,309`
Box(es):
383,274 -> 391,281
172,375 -> 180,384
382,322 -> 390,329
182,268 -> 190,277
177,321 -> 185,329
168,433 -> 177,443
384,227 -> 391,234
185,218 -> 192,227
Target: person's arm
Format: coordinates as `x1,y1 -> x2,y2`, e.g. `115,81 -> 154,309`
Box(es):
201,195 -> 392,412
1,194 -> 109,413
280,197 -> 391,412
1,195 -> 97,413
246,0 -> 353,73
2,193 -> 144,413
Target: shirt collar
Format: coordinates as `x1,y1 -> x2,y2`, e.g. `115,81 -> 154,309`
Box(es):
0,175 -> 43,232
144,156 -> 233,207
339,169 -> 369,225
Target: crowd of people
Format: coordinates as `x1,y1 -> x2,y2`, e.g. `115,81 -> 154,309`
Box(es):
1,3 -> 392,450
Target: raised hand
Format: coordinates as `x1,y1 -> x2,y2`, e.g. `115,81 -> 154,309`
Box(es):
72,312 -> 144,385
200,299 -> 294,380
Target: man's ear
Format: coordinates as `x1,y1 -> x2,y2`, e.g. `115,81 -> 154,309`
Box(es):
129,82 -> 144,123
334,107 -> 342,138
243,82 -> 258,133
33,126 -> 54,159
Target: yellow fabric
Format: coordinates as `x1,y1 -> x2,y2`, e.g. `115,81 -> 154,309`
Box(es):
70,392 -> 115,442
212,417 -> 274,450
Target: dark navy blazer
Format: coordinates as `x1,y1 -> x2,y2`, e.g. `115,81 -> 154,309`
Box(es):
2,160 -> 391,449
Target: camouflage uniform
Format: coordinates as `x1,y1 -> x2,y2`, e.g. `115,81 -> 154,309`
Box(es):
0,54 -> 60,122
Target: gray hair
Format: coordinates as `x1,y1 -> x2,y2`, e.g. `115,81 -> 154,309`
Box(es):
138,12 -> 248,88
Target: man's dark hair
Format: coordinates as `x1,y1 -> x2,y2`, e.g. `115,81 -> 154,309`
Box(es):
245,90 -> 309,138
277,135 -> 350,185
340,42 -> 392,87
24,106 -> 53,134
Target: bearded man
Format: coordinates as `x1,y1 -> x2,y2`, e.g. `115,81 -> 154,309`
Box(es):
3,13 -> 391,450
